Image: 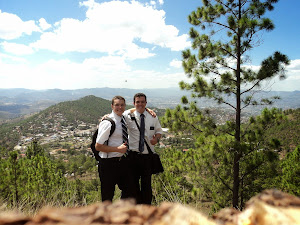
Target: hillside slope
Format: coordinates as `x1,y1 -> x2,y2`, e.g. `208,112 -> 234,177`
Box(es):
41,95 -> 113,124
0,95 -> 113,149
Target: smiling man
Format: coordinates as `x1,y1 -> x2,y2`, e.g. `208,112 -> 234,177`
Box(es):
124,93 -> 163,204
95,95 -> 137,202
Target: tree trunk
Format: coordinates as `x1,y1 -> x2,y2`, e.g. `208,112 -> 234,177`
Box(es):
232,0 -> 242,209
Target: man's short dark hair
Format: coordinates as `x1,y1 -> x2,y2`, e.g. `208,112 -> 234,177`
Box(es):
111,96 -> 126,105
133,93 -> 147,103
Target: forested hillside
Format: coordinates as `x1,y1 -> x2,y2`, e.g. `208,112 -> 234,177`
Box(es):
265,109 -> 300,153
0,95 -> 114,149
37,95 -> 114,124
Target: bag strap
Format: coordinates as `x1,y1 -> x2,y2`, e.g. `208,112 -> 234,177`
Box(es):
101,117 -> 116,158
102,117 -> 116,137
130,114 -> 154,154
91,129 -> 102,162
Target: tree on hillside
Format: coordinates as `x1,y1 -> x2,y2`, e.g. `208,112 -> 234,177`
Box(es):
276,145 -> 300,196
26,140 -> 45,158
162,0 -> 289,209
0,142 -> 67,208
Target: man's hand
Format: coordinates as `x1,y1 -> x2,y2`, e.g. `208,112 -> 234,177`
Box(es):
150,135 -> 160,145
117,142 -> 128,154
101,114 -> 109,121
146,108 -> 156,117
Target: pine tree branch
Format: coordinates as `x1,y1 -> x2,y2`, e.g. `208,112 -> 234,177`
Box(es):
216,98 -> 236,110
202,63 -> 225,78
241,123 -> 254,140
203,63 -> 236,84
211,21 -> 237,34
220,46 -> 237,59
215,59 -> 237,73
216,0 -> 238,19
215,171 -> 233,192
241,0 -> 248,8
240,141 -> 262,160
241,80 -> 260,95
177,118 -> 204,133
241,91 -> 256,110
241,102 -> 251,110
241,161 -> 264,180
209,68 -> 223,77
227,132 -> 235,137
222,129 -> 235,137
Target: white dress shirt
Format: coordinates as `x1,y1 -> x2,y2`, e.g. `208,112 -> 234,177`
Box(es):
123,110 -> 163,154
96,111 -> 125,158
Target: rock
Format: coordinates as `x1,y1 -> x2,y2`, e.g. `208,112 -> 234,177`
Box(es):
0,190 -> 299,225
237,189 -> 300,225
212,208 -> 240,225
24,199 -> 215,225
0,211 -> 30,225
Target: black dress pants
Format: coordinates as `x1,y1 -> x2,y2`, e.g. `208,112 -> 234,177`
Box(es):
129,153 -> 153,205
98,157 -> 136,202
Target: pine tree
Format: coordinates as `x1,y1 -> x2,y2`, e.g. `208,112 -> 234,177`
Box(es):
163,0 -> 289,209
0,151 -> 24,206
277,145 -> 300,196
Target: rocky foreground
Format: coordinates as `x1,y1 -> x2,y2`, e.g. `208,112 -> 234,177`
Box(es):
0,189 -> 299,225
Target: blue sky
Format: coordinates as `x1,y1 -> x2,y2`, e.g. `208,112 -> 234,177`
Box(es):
0,0 -> 299,91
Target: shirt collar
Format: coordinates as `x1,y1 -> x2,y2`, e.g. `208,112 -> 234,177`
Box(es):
135,110 -> 146,118
111,110 -> 122,121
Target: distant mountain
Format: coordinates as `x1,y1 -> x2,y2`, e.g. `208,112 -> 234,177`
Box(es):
0,87 -> 186,120
0,87 -> 185,104
0,87 -> 299,121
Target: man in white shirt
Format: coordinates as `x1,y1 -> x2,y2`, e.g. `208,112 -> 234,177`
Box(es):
124,93 -> 163,204
95,96 -> 137,202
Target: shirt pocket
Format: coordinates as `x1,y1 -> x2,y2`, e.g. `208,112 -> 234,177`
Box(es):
148,125 -> 155,138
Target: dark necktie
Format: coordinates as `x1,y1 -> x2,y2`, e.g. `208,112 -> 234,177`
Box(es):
121,116 -> 129,148
139,114 -> 145,152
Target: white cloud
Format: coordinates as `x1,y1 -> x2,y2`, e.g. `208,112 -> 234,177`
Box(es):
241,59 -> 300,91
0,54 -> 188,90
149,0 -> 164,7
38,18 -> 51,31
0,52 -> 27,63
123,70 -> 187,89
170,59 -> 182,68
83,56 -> 131,72
287,59 -> 300,70
117,43 -> 155,60
1,42 -> 34,55
0,53 -> 298,91
30,0 -> 190,58
283,59 -> 300,83
0,10 -> 40,40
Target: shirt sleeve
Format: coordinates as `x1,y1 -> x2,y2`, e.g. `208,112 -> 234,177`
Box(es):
154,116 -> 163,134
96,120 -> 112,144
123,110 -> 130,115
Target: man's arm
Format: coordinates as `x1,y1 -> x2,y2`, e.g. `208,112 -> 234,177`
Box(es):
95,142 -> 127,154
95,119 -> 127,154
150,116 -> 163,145
128,108 -> 156,117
